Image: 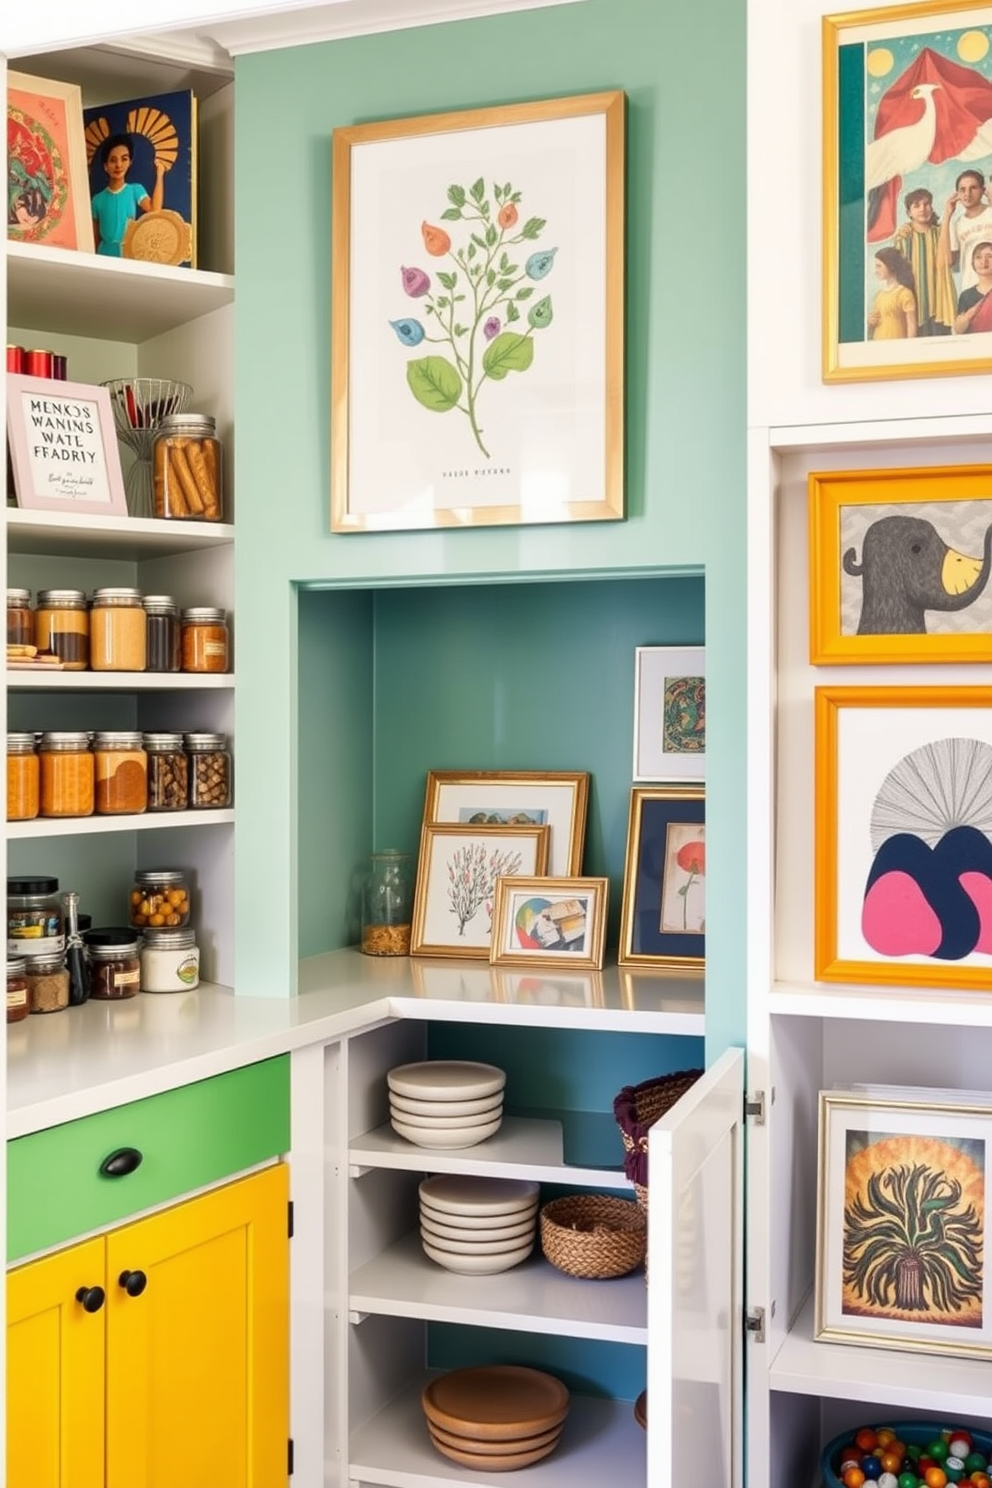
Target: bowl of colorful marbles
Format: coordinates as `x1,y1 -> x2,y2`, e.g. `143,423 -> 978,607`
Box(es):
821,1422 -> 992,1488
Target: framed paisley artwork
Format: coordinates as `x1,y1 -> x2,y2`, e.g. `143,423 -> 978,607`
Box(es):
7,72 -> 94,252
632,646 -> 705,781
814,685 -> 992,987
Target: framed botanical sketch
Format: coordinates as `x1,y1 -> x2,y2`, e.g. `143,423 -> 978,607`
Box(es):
618,786 -> 705,970
410,821 -> 549,958
823,0 -> 992,382
809,464 -> 992,664
422,770 -> 588,877
489,876 -> 609,971
330,91 -> 625,531
816,1085 -> 992,1361
5,374 -> 128,515
815,685 -> 992,987
632,645 -> 705,780
7,71 -> 94,252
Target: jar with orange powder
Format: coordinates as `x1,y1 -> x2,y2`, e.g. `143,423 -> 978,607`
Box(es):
39,732 -> 94,818
7,733 -> 39,821
93,732 -> 148,815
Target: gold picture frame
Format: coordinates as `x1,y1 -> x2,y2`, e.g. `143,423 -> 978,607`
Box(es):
330,91 -> 625,531
618,785 -> 705,970
422,769 -> 588,878
410,821 -> 550,959
489,875 -> 609,971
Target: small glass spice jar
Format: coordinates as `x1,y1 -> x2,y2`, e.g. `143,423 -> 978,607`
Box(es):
83,929 -> 140,1000
90,588 -> 146,671
140,926 -> 200,993
129,869 -> 191,929
7,958 -> 29,1023
23,952 -> 69,1014
180,607 -> 229,674
34,589 -> 88,670
153,413 -> 223,520
143,595 -> 181,673
39,732 -> 94,818
185,732 -> 232,808
93,732 -> 148,815
7,876 -> 64,958
144,732 -> 189,812
7,733 -> 39,821
7,588 -> 33,647
360,850 -> 413,956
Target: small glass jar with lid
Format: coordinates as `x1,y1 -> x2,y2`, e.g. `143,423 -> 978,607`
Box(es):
7,876 -> 65,959
140,926 -> 200,993
90,588 -> 146,671
7,958 -> 29,1023
35,589 -> 88,670
180,607 -> 229,673
93,732 -> 148,815
39,732 -> 94,817
7,588 -> 33,648
129,869 -> 191,929
153,413 -> 223,521
185,732 -> 232,808
7,733 -> 39,821
23,952 -> 69,1014
144,732 -> 189,812
360,850 -> 413,955
83,929 -> 140,1000
143,595 -> 181,673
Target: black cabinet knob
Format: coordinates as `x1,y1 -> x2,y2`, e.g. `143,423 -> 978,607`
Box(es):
99,1147 -> 143,1178
75,1285 -> 105,1313
118,1269 -> 147,1298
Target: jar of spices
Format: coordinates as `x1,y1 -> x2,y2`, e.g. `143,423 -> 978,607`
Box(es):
93,732 -> 148,815
7,733 -> 39,821
7,958 -> 29,1023
34,589 -> 89,670
83,929 -> 140,1000
153,413 -> 223,520
7,589 -> 33,647
143,595 -> 181,673
144,732 -> 189,812
89,588 -> 146,671
23,952 -> 69,1014
185,732 -> 232,808
39,732 -> 94,818
361,850 -> 413,956
7,876 -> 65,958
180,607 -> 229,674
129,869 -> 191,929
140,926 -> 199,993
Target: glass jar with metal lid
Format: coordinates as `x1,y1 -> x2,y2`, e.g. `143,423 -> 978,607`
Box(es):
143,732 -> 188,811
34,589 -> 88,670
90,587 -> 146,671
7,588 -> 33,648
129,869 -> 190,929
7,958 -> 29,1023
153,413 -> 223,521
185,732 -> 232,808
180,607 -> 229,673
83,928 -> 140,1001
93,732 -> 148,815
140,926 -> 199,993
23,952 -> 69,1014
7,733 -> 39,821
39,732 -> 94,817
143,594 -> 181,673
7,876 -> 64,959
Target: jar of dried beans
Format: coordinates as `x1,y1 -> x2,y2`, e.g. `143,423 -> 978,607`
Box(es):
153,413 -> 223,521
7,589 -> 33,647
83,929 -> 140,1000
35,589 -> 88,670
129,869 -> 191,929
185,732 -> 232,808
143,595 -> 181,673
93,732 -> 148,815
39,732 -> 94,818
7,733 -> 39,821
90,588 -> 146,671
143,732 -> 189,812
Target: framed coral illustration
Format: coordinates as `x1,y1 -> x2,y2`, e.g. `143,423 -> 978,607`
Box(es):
330,92 -> 625,531
410,821 -> 550,959
815,1085 -> 992,1360
618,786 -> 705,970
7,72 -> 94,252
633,646 -> 705,780
809,465 -> 992,664
815,685 -> 992,987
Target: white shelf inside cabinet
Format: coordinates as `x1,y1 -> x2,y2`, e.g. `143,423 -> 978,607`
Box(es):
770,980 -> 992,1029
350,1379 -> 644,1488
7,809 -> 234,839
7,671 -> 233,691
6,509 -> 234,560
350,1116 -> 631,1189
770,1294 -> 992,1417
349,1232 -> 646,1343
7,242 -> 234,342
767,410 -> 992,453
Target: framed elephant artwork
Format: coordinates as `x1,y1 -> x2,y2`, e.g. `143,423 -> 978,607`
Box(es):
808,464 -> 992,664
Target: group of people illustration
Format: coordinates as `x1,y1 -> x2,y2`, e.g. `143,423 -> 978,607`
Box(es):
868,169 -> 992,339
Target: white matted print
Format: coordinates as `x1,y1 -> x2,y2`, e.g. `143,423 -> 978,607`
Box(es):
423,770 -> 588,877
411,822 -> 550,959
6,374 -> 127,515
633,646 -> 705,781
489,875 -> 608,970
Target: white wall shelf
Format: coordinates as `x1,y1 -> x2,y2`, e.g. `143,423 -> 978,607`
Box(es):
7,671 -> 233,690
350,1116 -> 631,1187
769,981 -> 992,1029
6,509 -> 235,560
6,809 -> 234,840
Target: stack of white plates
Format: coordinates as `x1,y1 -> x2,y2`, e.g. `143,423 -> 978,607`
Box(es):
387,1060 -> 506,1149
419,1174 -> 540,1275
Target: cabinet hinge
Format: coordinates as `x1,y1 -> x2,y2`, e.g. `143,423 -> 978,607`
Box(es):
288,1201 -> 294,1238
744,1307 -> 766,1343
288,1437 -> 294,1475
744,1090 -> 765,1124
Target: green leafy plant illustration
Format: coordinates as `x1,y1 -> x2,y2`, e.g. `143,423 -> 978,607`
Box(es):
389,177 -> 557,458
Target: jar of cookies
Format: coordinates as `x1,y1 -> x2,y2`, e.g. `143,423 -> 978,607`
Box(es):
153,414 -> 223,521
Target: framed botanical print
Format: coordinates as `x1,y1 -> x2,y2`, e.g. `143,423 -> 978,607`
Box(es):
422,770 -> 588,877
410,821 -> 549,958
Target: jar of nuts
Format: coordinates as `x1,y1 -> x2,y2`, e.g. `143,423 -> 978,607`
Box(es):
143,732 -> 189,812
185,732 -> 232,809
129,870 -> 191,929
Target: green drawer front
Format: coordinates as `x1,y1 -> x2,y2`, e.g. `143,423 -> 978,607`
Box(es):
8,1055 -> 290,1262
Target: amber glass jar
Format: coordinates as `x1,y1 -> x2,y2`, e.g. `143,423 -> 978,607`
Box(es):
83,929 -> 140,1000
90,588 -> 146,671
144,732 -> 188,812
7,733 -> 39,821
153,414 -> 223,520
7,958 -> 29,1023
143,595 -> 181,673
35,589 -> 88,670
180,607 -> 229,673
39,732 -> 94,818
93,732 -> 148,815
7,589 -> 33,648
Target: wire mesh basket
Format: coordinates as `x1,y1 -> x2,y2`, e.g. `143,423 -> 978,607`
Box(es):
102,377 -> 192,517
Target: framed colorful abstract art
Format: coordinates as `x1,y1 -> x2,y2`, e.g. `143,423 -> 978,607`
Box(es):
7,72 -> 94,252
815,685 -> 992,986
632,645 -> 705,780
489,875 -> 609,971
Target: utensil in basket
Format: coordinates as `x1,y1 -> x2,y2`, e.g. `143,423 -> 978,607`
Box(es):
102,377 -> 191,517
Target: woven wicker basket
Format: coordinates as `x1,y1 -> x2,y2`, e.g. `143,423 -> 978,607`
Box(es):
613,1069 -> 704,1212
539,1194 -> 646,1279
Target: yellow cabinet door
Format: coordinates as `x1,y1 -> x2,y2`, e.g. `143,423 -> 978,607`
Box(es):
104,1165 -> 289,1488
7,1236 -> 106,1488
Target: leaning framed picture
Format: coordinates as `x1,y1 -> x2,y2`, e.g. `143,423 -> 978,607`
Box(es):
5,374 -> 128,515
410,821 -> 550,958
823,0 -> 992,382
815,685 -> 992,987
330,91 -> 625,531
633,646 -> 705,780
618,785 -> 705,970
809,464 -> 992,664
422,770 -> 589,877
7,71 -> 94,252
815,1085 -> 992,1361
489,876 -> 609,970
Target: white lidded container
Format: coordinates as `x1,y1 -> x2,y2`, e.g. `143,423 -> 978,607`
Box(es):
140,926 -> 199,993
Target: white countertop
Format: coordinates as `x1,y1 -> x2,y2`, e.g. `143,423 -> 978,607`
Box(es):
6,948 -> 704,1138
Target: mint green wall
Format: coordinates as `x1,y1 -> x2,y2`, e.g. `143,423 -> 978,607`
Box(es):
234,0 -> 746,1056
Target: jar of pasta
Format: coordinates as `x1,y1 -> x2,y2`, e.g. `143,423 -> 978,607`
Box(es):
7,733 -> 39,821
129,869 -> 191,929
83,929 -> 140,1001
143,595 -> 181,673
35,589 -> 88,670
180,607 -> 229,673
185,732 -> 232,808
144,732 -> 189,812
153,414 -> 223,521
7,589 -> 33,648
90,588 -> 146,671
39,732 -> 94,818
93,732 -> 148,815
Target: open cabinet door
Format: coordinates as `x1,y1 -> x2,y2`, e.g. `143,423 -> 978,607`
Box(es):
646,1046 -> 744,1488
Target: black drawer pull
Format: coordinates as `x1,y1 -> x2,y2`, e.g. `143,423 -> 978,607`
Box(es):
75,1285 -> 105,1313
118,1269 -> 147,1298
99,1147 -> 143,1178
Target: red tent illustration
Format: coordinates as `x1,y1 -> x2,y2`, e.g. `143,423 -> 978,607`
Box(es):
866,46 -> 992,241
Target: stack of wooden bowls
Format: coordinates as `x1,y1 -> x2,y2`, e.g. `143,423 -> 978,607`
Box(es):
419,1174 -> 539,1274
387,1060 -> 506,1149
422,1364 -> 570,1471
